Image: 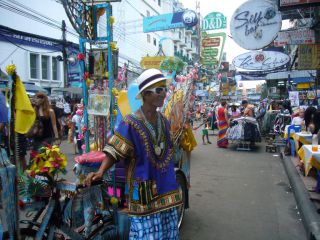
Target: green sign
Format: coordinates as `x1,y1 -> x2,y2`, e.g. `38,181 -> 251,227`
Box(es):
201,32 -> 226,69
202,12 -> 227,31
203,48 -> 218,57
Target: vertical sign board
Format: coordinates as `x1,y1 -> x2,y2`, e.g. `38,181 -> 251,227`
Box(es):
66,47 -> 82,87
298,44 -> 320,70
202,12 -> 227,31
201,32 -> 226,70
230,0 -> 282,50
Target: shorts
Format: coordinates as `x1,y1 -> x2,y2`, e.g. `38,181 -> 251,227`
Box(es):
202,129 -> 208,135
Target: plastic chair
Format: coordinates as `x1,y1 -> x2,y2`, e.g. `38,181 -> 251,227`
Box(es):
287,125 -> 301,157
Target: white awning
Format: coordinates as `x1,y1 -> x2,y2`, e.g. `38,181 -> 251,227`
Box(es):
266,70 -> 316,80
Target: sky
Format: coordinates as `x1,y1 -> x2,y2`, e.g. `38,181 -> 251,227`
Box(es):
181,0 -> 288,88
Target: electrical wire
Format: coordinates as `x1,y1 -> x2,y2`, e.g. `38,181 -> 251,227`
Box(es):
0,0 -> 79,38
0,46 -> 18,66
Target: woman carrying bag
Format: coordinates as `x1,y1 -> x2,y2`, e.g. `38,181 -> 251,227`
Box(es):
30,92 -> 60,151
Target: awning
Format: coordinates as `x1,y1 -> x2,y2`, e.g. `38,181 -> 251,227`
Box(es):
23,83 -> 48,94
292,77 -> 314,84
266,70 -> 316,80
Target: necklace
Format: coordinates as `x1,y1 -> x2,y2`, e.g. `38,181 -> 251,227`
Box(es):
140,108 -> 162,156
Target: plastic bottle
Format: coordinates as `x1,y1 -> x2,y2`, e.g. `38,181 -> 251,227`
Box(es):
312,134 -> 318,152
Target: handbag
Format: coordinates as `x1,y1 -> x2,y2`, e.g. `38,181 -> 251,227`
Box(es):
26,118 -> 44,138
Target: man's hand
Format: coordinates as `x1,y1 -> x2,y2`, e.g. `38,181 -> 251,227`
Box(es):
84,171 -> 103,186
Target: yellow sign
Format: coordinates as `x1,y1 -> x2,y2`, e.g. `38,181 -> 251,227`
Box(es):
140,56 -> 166,69
298,44 -> 320,70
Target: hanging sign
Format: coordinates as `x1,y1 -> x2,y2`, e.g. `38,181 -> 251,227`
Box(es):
233,51 -> 290,71
274,28 -> 315,47
143,10 -> 198,33
202,12 -> 227,31
297,44 -> 320,70
230,0 -> 282,50
280,0 -> 320,8
201,32 -> 226,69
140,56 -> 167,69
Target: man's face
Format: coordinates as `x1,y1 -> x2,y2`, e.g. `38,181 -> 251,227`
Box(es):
142,81 -> 167,108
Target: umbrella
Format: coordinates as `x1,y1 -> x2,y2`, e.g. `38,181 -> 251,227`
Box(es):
23,83 -> 48,94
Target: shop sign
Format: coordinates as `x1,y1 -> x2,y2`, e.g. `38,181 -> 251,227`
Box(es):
66,47 -> 81,86
202,37 -> 220,47
201,32 -> 226,69
202,12 -> 227,31
230,0 -> 282,50
297,44 -> 320,70
140,56 -> 166,69
280,0 -> 320,8
143,10 -> 198,33
274,28 -> 315,47
233,51 -> 290,71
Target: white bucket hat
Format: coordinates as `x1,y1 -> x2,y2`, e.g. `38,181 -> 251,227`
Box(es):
135,68 -> 167,99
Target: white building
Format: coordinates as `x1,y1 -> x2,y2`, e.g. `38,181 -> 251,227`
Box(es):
0,0 -> 200,91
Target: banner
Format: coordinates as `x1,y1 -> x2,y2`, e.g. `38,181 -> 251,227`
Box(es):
274,28 -> 315,47
66,47 -> 82,87
298,44 -> 320,70
143,10 -> 198,33
140,56 -> 166,69
280,0 -> 320,8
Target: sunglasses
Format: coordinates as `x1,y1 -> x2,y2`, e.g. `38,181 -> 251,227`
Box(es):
145,87 -> 168,94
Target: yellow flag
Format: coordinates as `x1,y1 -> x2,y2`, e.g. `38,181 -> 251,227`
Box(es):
14,75 -> 36,134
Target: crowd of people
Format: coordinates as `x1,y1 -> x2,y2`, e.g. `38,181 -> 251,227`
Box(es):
191,97 -> 320,151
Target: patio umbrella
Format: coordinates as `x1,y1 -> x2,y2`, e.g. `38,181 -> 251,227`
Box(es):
23,83 -> 48,94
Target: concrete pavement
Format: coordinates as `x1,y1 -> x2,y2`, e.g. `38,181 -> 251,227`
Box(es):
58,130 -> 307,240
179,129 -> 306,240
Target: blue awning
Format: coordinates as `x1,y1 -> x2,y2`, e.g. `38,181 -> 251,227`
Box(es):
292,77 -> 314,84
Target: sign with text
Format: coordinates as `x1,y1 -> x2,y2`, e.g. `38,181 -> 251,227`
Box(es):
297,44 -> 320,70
140,56 -> 167,69
230,0 -> 282,50
202,12 -> 227,31
274,28 -> 315,47
280,0 -> 320,8
233,51 -> 290,71
143,10 -> 198,33
201,32 -> 226,69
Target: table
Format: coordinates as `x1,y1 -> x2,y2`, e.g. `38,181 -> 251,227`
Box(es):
295,132 -> 312,145
298,145 -> 320,176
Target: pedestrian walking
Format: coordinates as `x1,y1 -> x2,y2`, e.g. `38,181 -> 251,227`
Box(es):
84,68 -> 182,239
217,101 -> 229,148
202,118 -> 212,145
30,92 -> 60,151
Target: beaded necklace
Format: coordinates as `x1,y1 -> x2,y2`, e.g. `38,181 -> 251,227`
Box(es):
140,108 -> 163,156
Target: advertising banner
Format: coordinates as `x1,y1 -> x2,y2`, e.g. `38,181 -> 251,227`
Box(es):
298,44 -> 320,70
274,28 -> 315,47
143,10 -> 198,33
280,0 -> 320,8
202,12 -> 227,31
230,0 -> 282,50
66,47 -> 82,87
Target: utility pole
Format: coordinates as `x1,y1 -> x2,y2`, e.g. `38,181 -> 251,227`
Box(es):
62,20 -> 68,87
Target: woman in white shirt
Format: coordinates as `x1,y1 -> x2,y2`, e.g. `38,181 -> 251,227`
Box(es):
291,108 -> 305,126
